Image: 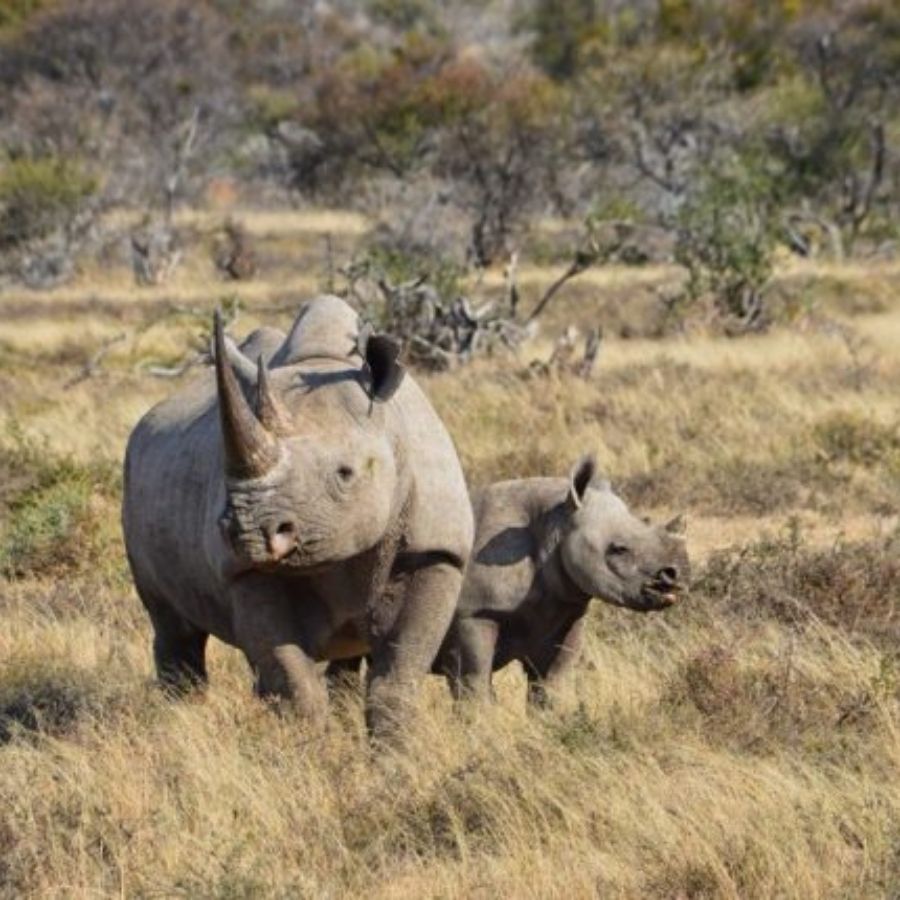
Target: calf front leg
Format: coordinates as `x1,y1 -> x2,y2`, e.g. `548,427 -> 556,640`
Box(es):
525,616 -> 586,709
366,558 -> 463,743
439,616 -> 498,703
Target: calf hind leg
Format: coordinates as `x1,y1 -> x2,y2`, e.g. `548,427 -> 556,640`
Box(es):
439,617 -> 497,703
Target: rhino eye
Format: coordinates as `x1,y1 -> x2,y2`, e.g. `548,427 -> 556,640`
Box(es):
607,543 -> 631,557
337,464 -> 355,483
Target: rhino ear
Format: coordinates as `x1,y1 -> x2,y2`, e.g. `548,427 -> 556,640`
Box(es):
663,513 -> 687,535
567,455 -> 596,510
365,334 -> 405,402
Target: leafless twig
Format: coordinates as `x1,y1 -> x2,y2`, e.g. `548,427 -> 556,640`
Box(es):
63,332 -> 127,389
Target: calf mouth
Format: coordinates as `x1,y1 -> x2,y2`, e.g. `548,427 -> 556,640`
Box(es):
639,582 -> 684,609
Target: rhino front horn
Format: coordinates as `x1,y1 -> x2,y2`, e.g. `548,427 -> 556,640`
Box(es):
213,311 -> 279,479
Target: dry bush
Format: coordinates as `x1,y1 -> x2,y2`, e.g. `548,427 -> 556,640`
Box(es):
700,527 -> 900,649
0,653 -> 134,744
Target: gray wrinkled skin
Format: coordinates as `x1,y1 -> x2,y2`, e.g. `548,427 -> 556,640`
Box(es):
332,456 -> 689,705
440,456 -> 689,705
122,295 -> 473,739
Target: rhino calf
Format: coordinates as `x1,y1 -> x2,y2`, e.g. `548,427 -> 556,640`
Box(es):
438,455 -> 689,705
330,456 -> 690,705
122,296 -> 473,740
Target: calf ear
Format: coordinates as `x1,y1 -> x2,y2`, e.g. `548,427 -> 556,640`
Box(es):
567,454 -> 596,510
663,513 -> 686,535
365,334 -> 405,402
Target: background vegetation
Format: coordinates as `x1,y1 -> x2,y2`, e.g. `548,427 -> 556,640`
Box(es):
1,0 -> 899,308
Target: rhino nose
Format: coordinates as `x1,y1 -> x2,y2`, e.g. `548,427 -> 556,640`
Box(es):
264,520 -> 297,561
656,566 -> 679,587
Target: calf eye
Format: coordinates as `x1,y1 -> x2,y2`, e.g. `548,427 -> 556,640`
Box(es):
607,543 -> 631,557
337,465 -> 355,482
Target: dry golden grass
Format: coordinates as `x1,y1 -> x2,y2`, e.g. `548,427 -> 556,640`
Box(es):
1,218 -> 899,897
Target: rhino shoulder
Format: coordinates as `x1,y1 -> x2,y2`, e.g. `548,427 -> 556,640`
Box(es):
389,377 -> 474,567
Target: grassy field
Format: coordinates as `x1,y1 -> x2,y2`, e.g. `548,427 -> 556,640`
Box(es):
0,211 -> 898,898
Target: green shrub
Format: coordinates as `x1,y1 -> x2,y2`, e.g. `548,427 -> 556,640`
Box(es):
524,0 -> 606,80
0,156 -> 96,248
674,155 -> 779,332
367,0 -> 442,32
0,425 -> 119,579
245,85 -> 300,130
0,0 -> 49,33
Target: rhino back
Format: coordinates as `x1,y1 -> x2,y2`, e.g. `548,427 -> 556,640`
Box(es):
270,295 -> 359,366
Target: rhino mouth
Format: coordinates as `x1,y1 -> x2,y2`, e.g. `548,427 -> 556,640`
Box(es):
225,534 -> 337,577
638,581 -> 683,610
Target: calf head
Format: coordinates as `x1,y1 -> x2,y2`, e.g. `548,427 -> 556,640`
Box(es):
213,312 -> 405,574
558,456 -> 689,612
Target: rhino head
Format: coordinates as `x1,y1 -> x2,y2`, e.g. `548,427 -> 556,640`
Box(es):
558,455 -> 689,612
212,311 -> 406,574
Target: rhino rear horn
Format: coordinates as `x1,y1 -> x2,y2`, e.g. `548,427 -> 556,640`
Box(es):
210,332 -> 257,386
256,356 -> 292,434
213,310 -> 279,479
364,334 -> 405,402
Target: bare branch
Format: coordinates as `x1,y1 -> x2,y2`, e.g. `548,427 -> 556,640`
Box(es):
63,332 -> 127,389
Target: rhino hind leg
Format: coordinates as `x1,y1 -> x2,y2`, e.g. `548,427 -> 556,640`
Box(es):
366,558 -> 463,743
144,596 -> 209,695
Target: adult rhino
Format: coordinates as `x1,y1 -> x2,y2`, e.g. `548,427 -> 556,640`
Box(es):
122,295 -> 474,739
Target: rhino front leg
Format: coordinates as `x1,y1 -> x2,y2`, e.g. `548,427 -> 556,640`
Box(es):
232,591 -> 329,728
366,558 -> 462,742
525,616 -> 586,709
141,592 -> 209,695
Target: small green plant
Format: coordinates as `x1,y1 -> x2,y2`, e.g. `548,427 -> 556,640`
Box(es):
244,85 -> 300,130
0,0 -> 48,33
0,156 -> 96,248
